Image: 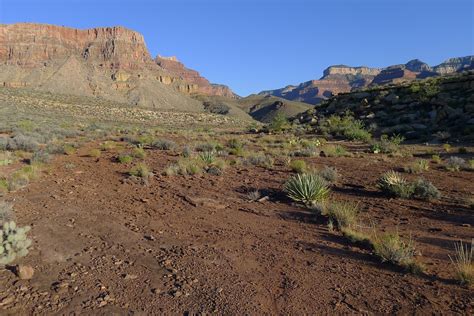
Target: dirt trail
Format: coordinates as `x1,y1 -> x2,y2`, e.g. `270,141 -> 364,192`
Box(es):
0,144 -> 472,314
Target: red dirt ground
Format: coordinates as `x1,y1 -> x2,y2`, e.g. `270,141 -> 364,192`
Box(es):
0,141 -> 472,314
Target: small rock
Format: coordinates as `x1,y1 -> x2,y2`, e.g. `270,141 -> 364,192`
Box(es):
15,265 -> 34,280
0,296 -> 14,306
123,274 -> 138,280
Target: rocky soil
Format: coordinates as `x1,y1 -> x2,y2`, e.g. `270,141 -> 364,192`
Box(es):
0,138 -> 472,314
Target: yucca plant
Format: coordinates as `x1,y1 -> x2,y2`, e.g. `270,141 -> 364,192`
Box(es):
377,171 -> 414,198
284,173 -> 330,207
199,151 -> 216,165
449,240 -> 473,286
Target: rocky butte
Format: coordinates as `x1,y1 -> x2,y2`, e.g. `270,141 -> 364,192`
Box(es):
259,56 -> 474,104
0,23 -> 236,111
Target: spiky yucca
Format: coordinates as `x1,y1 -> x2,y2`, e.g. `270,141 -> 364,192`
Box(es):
377,171 -> 413,198
284,173 -> 330,206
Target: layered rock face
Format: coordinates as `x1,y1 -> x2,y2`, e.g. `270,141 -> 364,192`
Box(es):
260,56 -> 474,105
155,56 -> 237,98
0,23 -> 236,111
0,23 -> 150,69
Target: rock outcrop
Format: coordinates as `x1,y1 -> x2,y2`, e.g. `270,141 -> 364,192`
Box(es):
156,56 -> 237,98
0,23 -> 236,112
260,56 -> 474,105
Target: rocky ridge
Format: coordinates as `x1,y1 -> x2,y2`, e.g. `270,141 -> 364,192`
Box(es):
294,71 -> 474,141
260,56 -> 474,105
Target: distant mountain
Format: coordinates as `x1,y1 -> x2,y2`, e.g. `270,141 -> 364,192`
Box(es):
0,23 -> 237,112
258,56 -> 474,105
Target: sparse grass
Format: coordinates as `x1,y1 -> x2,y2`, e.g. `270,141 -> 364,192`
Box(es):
324,201 -> 359,229
322,144 -> 348,157
0,151 -> 14,166
405,159 -> 429,174
0,201 -> 14,223
88,149 -> 101,158
290,147 -> 319,157
341,227 -> 373,247
289,160 -> 307,173
449,240 -> 473,287
199,151 -> 216,165
100,141 -> 117,151
30,150 -> 51,164
284,173 -> 330,207
164,158 -> 203,176
244,154 -> 274,168
371,134 -> 404,154
443,143 -> 451,153
246,189 -> 261,202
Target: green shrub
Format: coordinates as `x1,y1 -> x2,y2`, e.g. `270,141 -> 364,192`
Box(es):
118,154 -> 133,164
371,134 -> 404,154
0,221 -> 32,265
181,146 -> 192,158
377,171 -> 414,198
290,147 -> 319,157
431,155 -> 442,164
289,160 -> 307,173
413,178 -> 441,201
244,154 -> 274,168
129,163 -> 151,178
449,240 -> 473,286
443,143 -> 451,153
322,144 -> 348,157
284,173 -> 330,206
268,113 -> 289,132
132,147 -> 147,159
319,112 -> 371,142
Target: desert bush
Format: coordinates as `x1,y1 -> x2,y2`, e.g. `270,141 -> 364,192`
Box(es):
322,144 -> 348,157
319,166 -> 338,183
370,134 -> 404,154
203,101 -> 230,115
165,158 -> 203,176
284,173 -> 330,206
118,154 -> 133,164
325,201 -> 359,229
443,143 -> 451,153
290,147 -> 319,157
412,178 -> 441,201
404,159 -> 429,174
268,113 -> 290,132
319,113 -> 371,142
0,151 -> 14,166
0,220 -> 32,265
445,157 -> 466,172
151,139 -> 176,150
377,171 -> 414,198
129,163 -> 151,178
431,154 -> 442,164
181,146 -> 192,158
30,150 -> 50,164
244,154 -> 274,168
373,232 -> 420,272
199,151 -> 216,165
4,135 -> 39,152
227,138 -> 243,150
88,149 -> 101,158
0,179 -> 8,194
449,240 -> 473,286
0,201 -> 14,223
132,147 -> 147,159
194,142 -> 222,152
100,141 -> 117,151
289,160 -> 307,173
467,160 -> 474,171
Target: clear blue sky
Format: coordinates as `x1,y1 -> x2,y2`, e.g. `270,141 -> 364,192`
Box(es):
0,0 -> 472,96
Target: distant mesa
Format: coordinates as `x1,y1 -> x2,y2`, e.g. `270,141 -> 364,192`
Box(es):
259,56 -> 474,104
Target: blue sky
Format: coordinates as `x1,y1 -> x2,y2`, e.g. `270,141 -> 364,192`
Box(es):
0,0 -> 472,96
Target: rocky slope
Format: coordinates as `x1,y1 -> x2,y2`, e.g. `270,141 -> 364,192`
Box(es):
260,56 -> 474,105
0,23 -> 236,112
293,71 -> 474,141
